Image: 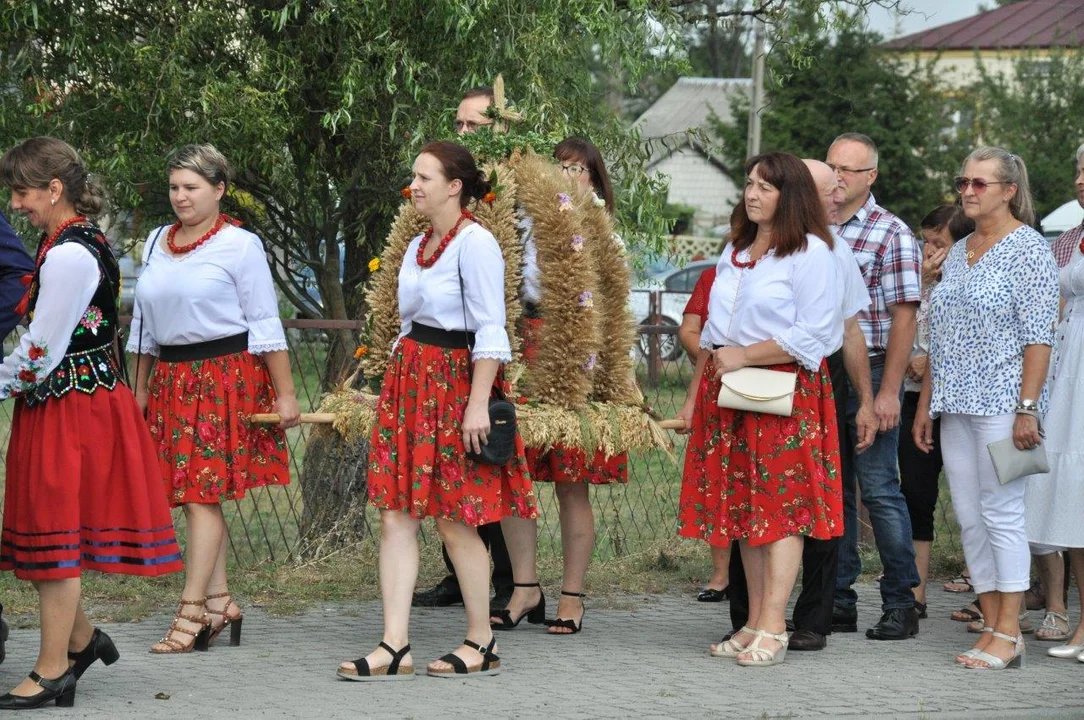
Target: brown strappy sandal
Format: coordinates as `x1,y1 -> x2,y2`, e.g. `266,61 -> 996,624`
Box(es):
149,598 -> 210,654
204,591 -> 244,647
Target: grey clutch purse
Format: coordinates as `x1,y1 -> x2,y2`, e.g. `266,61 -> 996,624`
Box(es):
987,427 -> 1049,485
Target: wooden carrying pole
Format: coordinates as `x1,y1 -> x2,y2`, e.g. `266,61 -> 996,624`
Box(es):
249,413 -> 687,431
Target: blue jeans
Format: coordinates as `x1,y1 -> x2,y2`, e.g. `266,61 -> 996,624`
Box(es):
834,357 -> 920,612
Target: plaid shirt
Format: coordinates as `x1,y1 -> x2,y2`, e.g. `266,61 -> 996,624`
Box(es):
1051,223 -> 1084,268
836,194 -> 922,354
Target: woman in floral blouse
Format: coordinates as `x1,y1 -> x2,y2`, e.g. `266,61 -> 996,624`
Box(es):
0,137 -> 182,709
128,144 -> 300,654
914,147 -> 1059,670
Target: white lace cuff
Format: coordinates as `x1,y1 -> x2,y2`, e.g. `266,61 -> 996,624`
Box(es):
772,333 -> 821,372
247,317 -> 287,355
473,324 -> 511,364
125,333 -> 160,357
472,349 -> 512,363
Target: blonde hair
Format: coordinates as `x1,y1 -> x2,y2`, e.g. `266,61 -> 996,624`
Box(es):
166,144 -> 232,190
0,137 -> 106,217
962,146 -> 1035,226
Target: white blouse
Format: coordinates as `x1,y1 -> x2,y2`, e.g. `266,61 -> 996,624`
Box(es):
396,223 -> 511,363
701,234 -> 839,372
829,229 -> 872,353
0,244 -> 100,399
126,224 -> 287,357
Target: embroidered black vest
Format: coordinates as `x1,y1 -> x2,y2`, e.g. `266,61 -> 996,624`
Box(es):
23,225 -> 123,406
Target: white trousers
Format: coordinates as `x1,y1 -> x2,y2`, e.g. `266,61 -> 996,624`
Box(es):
940,413 -> 1031,594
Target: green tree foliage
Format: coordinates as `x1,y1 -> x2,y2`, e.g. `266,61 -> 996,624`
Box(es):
968,51 -> 1084,218
0,1 -> 679,333
712,20 -> 971,226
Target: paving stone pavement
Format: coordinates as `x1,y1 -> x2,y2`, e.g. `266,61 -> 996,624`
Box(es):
2,582 -> 1083,719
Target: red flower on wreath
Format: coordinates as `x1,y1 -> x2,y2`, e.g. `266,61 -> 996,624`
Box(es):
400,187 -> 412,199
28,344 -> 45,361
482,191 -> 497,205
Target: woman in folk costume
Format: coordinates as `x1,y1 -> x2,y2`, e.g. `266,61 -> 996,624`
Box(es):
0,137 -> 183,709
128,144 -> 299,653
676,152 -> 843,667
338,141 -> 535,681
492,137 -> 627,635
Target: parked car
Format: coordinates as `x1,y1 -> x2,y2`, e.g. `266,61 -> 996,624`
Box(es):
628,259 -> 716,361
1041,200 -> 1084,243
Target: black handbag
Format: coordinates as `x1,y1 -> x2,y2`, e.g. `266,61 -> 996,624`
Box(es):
458,258 -> 517,466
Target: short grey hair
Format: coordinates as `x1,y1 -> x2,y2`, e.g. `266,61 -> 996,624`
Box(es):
962,146 -> 1035,226
1075,142 -> 1084,167
167,143 -> 232,189
831,132 -> 879,169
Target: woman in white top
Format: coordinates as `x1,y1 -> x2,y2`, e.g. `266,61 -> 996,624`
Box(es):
1027,143 -> 1084,661
338,141 -> 535,681
675,151 -> 842,668
914,147 -> 1059,670
128,144 -> 300,654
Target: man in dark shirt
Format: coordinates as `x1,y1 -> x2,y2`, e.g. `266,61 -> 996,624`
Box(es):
0,210 -> 35,663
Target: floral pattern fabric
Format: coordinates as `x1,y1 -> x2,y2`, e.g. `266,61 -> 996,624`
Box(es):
147,350 -> 289,506
367,337 -> 537,525
927,226 -> 1059,417
678,359 -> 843,548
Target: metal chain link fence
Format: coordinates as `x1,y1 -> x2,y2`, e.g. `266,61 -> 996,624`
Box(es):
0,312 -> 964,570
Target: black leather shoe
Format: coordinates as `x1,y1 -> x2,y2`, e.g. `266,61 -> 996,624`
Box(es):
68,628 -> 119,679
789,629 -> 827,651
0,607 -> 8,666
696,587 -> 729,602
412,583 -> 463,607
832,605 -> 858,633
0,669 -> 76,709
915,601 -> 928,620
865,607 -> 919,640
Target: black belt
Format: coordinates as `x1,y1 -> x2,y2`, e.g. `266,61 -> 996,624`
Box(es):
523,302 -> 542,320
408,323 -> 474,350
159,332 -> 249,363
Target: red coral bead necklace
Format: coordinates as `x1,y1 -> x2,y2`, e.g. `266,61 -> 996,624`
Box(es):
731,246 -> 760,269
37,215 -> 87,264
417,209 -> 475,268
167,213 -> 240,255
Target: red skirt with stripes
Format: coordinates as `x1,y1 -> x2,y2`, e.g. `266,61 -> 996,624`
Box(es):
678,359 -> 842,548
147,350 -> 290,507
0,387 -> 184,581
520,317 -> 629,484
367,337 -> 537,526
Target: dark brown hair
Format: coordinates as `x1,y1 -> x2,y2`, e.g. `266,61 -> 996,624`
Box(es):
0,136 -> 106,217
554,137 -> 615,214
729,152 -> 833,256
920,203 -> 974,241
462,86 -> 494,103
419,141 -> 491,208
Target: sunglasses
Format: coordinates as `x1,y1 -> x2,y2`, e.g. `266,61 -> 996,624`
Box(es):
954,176 -> 1011,194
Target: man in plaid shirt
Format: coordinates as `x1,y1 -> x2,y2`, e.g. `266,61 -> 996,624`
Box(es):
826,133 -> 923,641
1050,143 -> 1084,270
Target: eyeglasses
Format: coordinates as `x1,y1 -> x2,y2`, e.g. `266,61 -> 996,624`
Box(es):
954,176 -> 1011,194
828,164 -> 875,176
455,119 -> 492,133
560,163 -> 587,177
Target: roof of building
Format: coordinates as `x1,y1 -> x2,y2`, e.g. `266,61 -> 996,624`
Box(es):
634,77 -> 751,167
883,0 -> 1084,51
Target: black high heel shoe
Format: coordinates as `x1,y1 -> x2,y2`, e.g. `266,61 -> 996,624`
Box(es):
490,582 -> 545,630
0,669 -> 76,709
544,590 -> 586,635
68,628 -> 120,679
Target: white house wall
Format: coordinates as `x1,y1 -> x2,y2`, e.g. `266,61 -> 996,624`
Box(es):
653,150 -> 739,230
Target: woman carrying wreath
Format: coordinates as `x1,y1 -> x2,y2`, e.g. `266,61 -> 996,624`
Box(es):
338,141 -> 535,681
128,144 -> 299,654
491,137 -> 626,636
0,137 -> 183,709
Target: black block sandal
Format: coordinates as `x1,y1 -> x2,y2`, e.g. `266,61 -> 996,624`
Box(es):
491,582 -> 545,630
544,590 -> 586,635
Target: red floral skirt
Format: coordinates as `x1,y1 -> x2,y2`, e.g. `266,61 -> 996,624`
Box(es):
0,387 -> 184,580
147,351 -> 290,507
368,337 -> 536,526
678,359 -> 842,548
520,317 -> 629,484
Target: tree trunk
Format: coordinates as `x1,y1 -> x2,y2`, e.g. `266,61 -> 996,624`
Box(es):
297,427 -> 372,558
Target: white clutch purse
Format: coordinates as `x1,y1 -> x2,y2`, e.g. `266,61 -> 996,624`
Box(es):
716,367 -> 798,417
987,435 -> 1049,485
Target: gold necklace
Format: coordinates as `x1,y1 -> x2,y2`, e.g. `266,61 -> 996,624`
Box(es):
966,218 -> 1014,260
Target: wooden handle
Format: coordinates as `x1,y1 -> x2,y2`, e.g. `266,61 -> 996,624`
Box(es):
249,413 -> 337,424
657,418 -> 687,430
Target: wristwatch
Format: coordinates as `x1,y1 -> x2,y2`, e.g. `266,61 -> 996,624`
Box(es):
1015,399 -> 1039,414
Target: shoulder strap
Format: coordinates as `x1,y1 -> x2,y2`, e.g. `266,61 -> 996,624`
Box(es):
457,253 -> 474,384
134,226 -> 167,383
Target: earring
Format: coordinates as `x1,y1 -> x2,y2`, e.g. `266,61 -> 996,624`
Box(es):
50,198 -> 56,206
